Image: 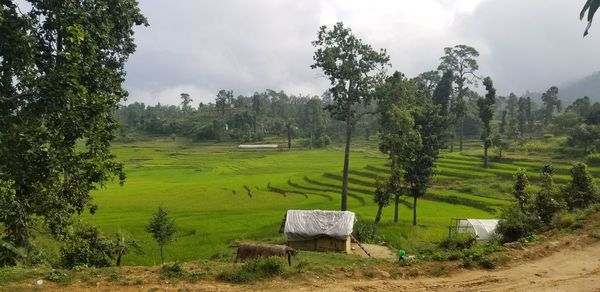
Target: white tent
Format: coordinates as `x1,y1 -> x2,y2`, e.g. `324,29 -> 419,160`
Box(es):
284,210 -> 355,241
455,219 -> 499,241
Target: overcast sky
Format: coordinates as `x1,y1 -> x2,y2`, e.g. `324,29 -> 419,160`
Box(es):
124,0 -> 600,105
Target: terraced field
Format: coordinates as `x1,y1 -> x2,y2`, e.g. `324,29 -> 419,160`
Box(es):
79,139 -> 599,265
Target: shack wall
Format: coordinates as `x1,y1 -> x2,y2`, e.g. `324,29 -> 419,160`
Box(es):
287,236 -> 351,253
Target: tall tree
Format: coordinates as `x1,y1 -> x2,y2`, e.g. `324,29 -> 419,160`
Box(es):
180,93 -> 193,113
432,70 -> 454,115
541,86 -> 561,127
506,93 -> 520,138
378,72 -> 417,223
0,0 -> 146,250
311,22 -> 390,211
517,97 -> 529,137
478,77 -> 496,168
415,70 -> 441,93
438,45 -> 480,152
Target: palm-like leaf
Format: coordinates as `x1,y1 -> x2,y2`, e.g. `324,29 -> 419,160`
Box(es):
581,0 -> 600,36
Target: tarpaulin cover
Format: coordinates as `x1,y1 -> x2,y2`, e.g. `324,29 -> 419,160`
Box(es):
458,219 -> 499,241
284,210 -> 355,241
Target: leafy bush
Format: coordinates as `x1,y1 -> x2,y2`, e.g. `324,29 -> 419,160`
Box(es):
0,239 -> 26,267
587,153 -> 600,165
550,212 -> 577,229
496,205 -> 541,243
352,220 -> 380,243
61,223 -> 113,268
218,257 -> 285,283
563,162 -> 600,210
438,233 -> 476,251
160,262 -> 186,279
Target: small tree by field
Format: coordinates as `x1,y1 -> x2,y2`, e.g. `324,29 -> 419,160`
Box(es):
512,168 -> 531,211
146,207 -> 177,264
478,77 -> 496,168
373,180 -> 391,225
534,164 -> 565,224
311,22 -> 390,211
563,162 -> 600,210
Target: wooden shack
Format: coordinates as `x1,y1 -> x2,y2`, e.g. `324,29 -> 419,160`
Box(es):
282,210 -> 355,253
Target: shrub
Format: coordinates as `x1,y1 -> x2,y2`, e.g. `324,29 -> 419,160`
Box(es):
438,233 -> 476,251
61,223 -> 113,268
160,262 -> 186,279
352,220 -> 380,243
587,153 -> 600,165
550,212 -> 577,229
496,205 -> 541,243
218,257 -> 285,283
563,162 -> 600,210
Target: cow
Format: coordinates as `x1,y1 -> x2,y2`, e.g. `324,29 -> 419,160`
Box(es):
235,243 -> 297,266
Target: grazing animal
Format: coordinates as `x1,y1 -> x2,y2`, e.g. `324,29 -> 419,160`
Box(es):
235,243 -> 297,266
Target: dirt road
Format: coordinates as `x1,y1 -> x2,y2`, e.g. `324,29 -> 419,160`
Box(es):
277,241 -> 600,292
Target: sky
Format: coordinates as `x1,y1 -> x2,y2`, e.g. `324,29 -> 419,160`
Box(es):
123,0 -> 600,106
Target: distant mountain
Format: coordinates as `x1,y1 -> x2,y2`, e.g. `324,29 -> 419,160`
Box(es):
559,71 -> 600,104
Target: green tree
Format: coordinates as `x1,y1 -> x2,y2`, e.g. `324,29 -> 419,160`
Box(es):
512,168 -> 531,211
438,45 -> 480,152
415,70 -> 441,93
145,207 -> 176,264
567,96 -> 592,118
534,164 -> 564,224
373,180 -> 391,225
563,162 -> 600,209
569,123 -> 600,154
180,93 -> 193,113
432,70 -> 454,116
377,72 -> 416,223
311,22 -> 390,211
402,102 -> 448,226
506,93 -> 520,138
541,86 -> 561,127
492,134 -> 509,160
0,0 -> 146,251
478,77 -> 496,168
301,97 -> 326,149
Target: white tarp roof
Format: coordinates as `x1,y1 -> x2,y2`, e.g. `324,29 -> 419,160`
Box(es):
284,210 -> 355,241
238,144 -> 278,149
457,219 -> 499,241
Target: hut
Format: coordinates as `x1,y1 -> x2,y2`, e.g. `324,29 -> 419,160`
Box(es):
283,210 -> 355,253
449,218 -> 499,241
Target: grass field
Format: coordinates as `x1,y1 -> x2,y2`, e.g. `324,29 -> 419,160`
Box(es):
72,137 -> 600,265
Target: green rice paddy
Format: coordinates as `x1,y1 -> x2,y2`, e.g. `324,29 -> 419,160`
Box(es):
80,138 -> 598,265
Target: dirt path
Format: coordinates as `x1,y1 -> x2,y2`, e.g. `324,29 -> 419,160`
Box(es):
278,241 -> 600,292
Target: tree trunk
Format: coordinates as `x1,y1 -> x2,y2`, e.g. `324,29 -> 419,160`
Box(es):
459,117 -> 464,152
160,245 -> 164,264
412,195 -> 418,226
394,194 -> 399,223
340,103 -> 352,211
374,204 -> 383,225
116,254 -> 122,267
287,126 -> 291,151
483,144 -> 488,168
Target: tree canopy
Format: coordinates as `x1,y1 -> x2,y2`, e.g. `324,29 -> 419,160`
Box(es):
0,0 -> 147,249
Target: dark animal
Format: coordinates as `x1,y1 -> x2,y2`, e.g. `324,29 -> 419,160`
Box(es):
235,243 -> 296,266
